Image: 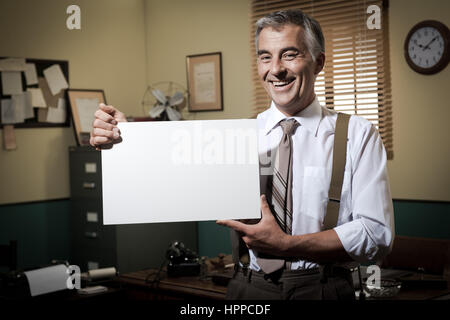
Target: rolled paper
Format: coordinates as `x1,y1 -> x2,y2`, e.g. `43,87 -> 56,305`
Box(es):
88,267 -> 117,280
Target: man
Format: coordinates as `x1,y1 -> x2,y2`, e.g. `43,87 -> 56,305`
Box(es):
91,10 -> 394,300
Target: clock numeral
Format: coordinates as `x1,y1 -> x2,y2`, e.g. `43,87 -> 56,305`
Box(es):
424,30 -> 428,36
417,32 -> 421,38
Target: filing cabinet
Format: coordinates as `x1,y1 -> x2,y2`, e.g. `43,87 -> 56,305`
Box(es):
69,146 -> 198,273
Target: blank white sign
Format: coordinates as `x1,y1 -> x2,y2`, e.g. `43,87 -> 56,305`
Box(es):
101,119 -> 261,224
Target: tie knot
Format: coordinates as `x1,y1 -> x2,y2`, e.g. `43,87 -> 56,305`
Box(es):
280,119 -> 298,136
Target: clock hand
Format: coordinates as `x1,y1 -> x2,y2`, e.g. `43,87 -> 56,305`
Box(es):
423,36 -> 437,51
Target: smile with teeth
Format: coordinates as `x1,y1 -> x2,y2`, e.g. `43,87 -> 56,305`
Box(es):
270,79 -> 294,87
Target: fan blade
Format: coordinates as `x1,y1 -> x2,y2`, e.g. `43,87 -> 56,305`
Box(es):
169,91 -> 185,107
149,104 -> 165,118
166,106 -> 181,121
151,89 -> 167,105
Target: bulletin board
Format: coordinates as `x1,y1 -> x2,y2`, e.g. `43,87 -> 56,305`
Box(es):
0,57 -> 70,128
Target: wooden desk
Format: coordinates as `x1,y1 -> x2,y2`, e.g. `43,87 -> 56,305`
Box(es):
117,269 -> 227,300
118,269 -> 450,301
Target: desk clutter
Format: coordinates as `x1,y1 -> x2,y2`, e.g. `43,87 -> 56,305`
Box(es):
0,261 -> 119,300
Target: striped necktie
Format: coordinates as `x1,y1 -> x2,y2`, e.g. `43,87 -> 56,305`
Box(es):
257,118 -> 298,274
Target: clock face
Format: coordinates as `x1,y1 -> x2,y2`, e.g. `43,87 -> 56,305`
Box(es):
407,27 -> 444,68
404,20 -> 449,74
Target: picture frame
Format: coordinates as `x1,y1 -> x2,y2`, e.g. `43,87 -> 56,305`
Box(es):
186,52 -> 223,112
66,89 -> 106,146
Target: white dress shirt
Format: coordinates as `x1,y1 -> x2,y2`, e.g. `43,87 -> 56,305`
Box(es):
250,97 -> 395,271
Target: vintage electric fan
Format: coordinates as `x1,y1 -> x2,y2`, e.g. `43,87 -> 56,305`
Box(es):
141,81 -> 188,121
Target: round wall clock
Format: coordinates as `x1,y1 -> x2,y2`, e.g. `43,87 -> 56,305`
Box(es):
404,20 -> 450,75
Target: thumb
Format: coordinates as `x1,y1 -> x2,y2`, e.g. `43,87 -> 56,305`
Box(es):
260,194 -> 272,217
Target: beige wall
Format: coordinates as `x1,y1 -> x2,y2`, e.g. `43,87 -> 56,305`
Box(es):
387,0 -> 450,201
0,0 -> 147,204
1,0 -> 448,204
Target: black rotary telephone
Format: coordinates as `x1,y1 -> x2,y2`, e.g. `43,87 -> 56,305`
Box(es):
165,241 -> 201,277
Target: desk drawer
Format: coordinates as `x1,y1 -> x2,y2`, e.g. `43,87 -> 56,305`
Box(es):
70,175 -> 102,199
69,147 -> 102,199
71,200 -> 116,249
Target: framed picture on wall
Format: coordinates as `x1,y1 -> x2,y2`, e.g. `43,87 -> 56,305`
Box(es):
186,52 -> 223,112
67,89 -> 106,146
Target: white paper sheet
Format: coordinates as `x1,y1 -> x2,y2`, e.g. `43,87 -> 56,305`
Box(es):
1,99 -> 14,124
1,71 -> 23,95
46,98 -> 67,123
75,97 -> 99,132
27,88 -> 47,108
43,64 -> 68,95
101,119 -> 261,224
11,93 -> 32,120
24,264 -> 69,297
24,63 -> 38,85
1,98 -> 24,124
0,58 -> 27,71
22,91 -> 34,118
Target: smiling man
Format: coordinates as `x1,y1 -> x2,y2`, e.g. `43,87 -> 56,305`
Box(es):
89,8 -> 394,302
216,9 -> 394,300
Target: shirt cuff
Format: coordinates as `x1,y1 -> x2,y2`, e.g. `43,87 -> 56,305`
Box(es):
334,219 -> 378,263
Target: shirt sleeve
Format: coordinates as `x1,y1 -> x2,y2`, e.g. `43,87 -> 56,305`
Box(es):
333,118 -> 395,263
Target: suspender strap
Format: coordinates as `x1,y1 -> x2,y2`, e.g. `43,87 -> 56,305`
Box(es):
323,113 -> 351,230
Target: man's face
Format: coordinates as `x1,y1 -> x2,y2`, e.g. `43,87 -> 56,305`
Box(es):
257,24 -> 323,115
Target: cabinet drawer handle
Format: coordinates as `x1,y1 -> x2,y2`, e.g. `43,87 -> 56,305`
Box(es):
85,231 -> 98,239
83,182 -> 96,189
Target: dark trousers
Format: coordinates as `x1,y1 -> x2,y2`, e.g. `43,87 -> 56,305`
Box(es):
226,266 -> 355,300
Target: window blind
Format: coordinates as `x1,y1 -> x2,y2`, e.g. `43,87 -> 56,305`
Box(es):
250,0 -> 393,159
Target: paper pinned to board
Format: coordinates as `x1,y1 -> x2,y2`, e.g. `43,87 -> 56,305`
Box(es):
43,64 -> 68,95
0,57 -> 27,71
27,88 -> 47,108
3,125 -> 17,151
22,91 -> 34,119
1,99 -> 24,124
101,119 -> 261,224
24,63 -> 38,85
11,93 -> 33,120
46,98 -> 67,123
1,71 -> 23,95
39,77 -> 63,108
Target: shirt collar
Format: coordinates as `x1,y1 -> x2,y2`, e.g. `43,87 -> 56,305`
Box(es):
263,97 -> 323,136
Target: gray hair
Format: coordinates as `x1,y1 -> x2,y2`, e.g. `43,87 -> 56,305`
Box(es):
255,9 -> 325,61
